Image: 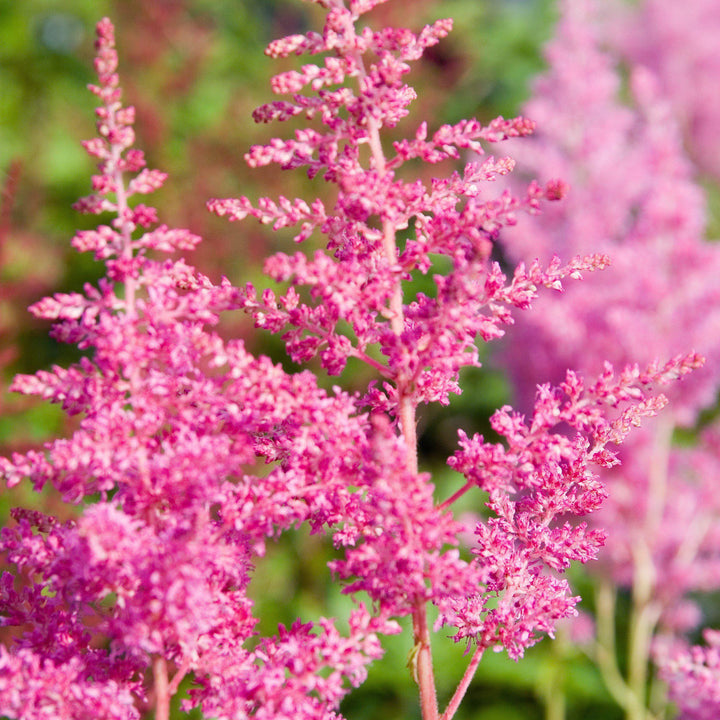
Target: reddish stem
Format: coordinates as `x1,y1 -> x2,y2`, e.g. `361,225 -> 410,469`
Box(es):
438,481 -> 473,511
346,8 -> 440,716
168,657 -> 192,695
441,645 -> 484,720
414,603 -> 439,720
153,656 -> 170,720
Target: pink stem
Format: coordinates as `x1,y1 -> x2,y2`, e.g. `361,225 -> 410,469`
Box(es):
153,656 -> 170,720
438,481 -> 473,511
441,645 -> 484,720
414,604 -> 439,720
345,10 -> 440,716
168,657 -> 192,695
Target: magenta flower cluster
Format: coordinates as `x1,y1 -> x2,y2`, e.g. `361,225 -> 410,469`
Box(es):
493,0 -> 720,717
0,2 -> 703,719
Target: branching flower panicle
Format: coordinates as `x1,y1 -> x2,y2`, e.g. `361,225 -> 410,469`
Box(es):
0,4 -> 703,720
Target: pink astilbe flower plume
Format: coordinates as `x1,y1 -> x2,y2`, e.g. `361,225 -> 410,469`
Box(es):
0,18 -> 392,720
0,4 -> 702,720
657,629 -> 720,720
610,0 -> 720,181
497,0 -> 720,423
208,1 -> 698,717
496,0 -> 720,620
493,0 -> 720,715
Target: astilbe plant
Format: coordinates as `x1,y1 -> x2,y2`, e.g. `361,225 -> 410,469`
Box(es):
497,0 -> 720,420
495,0 -> 720,717
609,0 -> 720,182
0,3 -> 702,719
657,629 -> 720,720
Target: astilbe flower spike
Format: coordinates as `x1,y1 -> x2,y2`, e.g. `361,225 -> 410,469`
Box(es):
0,18 -> 394,720
209,1 -> 699,718
658,629 -> 720,720
0,5 -> 702,720
497,0 -> 720,423
494,0 -> 720,715
610,0 -> 720,181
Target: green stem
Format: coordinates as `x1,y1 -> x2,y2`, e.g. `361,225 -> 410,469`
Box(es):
593,580 -> 637,713
541,627 -> 568,720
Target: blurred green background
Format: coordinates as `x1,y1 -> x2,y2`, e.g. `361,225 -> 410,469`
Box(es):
0,1 -> 627,718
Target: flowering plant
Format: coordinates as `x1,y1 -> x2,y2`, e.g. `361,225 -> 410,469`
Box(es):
494,0 -> 720,717
0,2 -> 700,719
